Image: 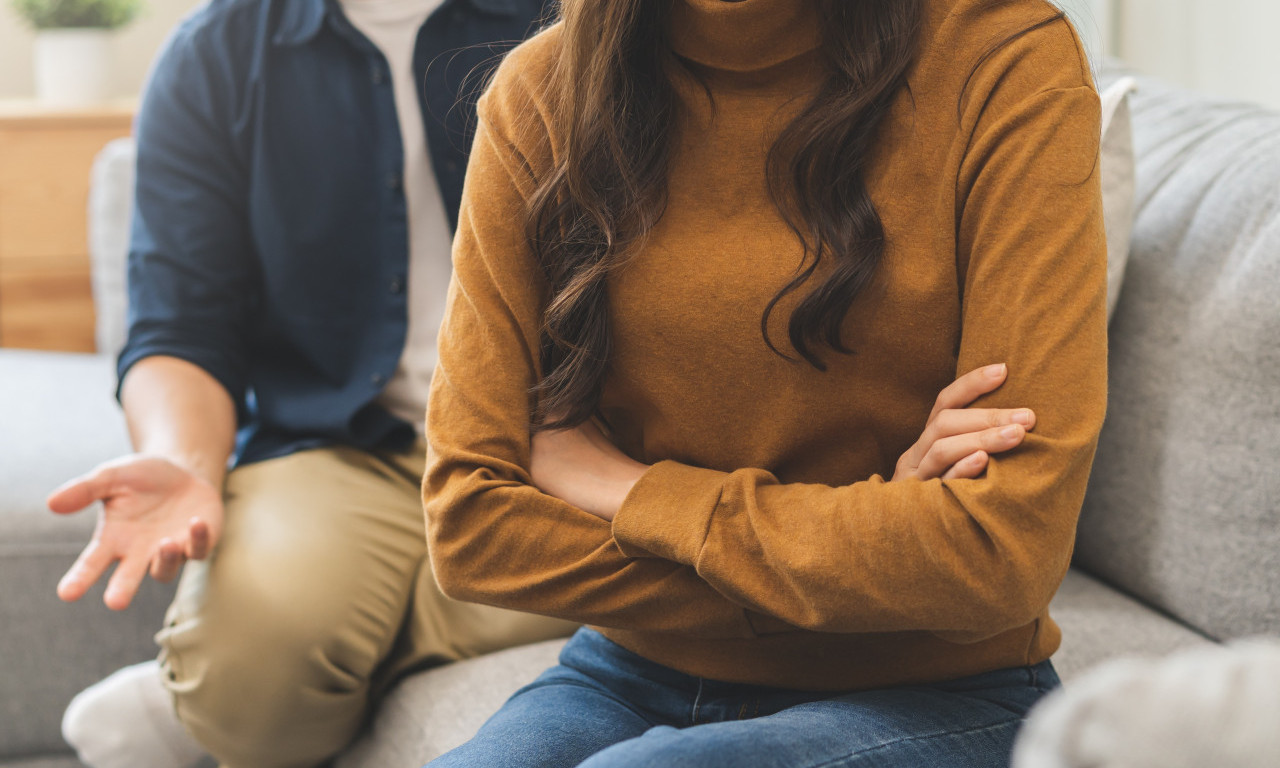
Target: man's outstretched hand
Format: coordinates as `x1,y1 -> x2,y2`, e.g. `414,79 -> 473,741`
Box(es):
47,455 -> 224,610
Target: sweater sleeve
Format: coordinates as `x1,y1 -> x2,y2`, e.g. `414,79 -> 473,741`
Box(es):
609,81 -> 1109,638
423,55 -> 761,639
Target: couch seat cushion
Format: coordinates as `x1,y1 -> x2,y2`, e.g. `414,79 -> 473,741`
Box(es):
337,639 -> 566,768
0,351 -> 129,548
0,350 -> 172,759
1050,569 -> 1212,681
336,569 -> 1211,768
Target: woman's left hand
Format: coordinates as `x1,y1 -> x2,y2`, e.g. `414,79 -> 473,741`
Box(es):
530,421 -> 650,522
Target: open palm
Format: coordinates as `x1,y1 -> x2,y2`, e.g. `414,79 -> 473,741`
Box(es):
48,455 -> 224,610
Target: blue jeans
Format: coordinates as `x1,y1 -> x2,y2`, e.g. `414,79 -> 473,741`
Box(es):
428,628 -> 1059,768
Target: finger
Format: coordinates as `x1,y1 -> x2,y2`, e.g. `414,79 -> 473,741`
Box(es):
907,408 -> 1032,474
930,364 -> 1007,419
186,518 -> 212,561
917,424 -> 1026,480
104,554 -> 150,611
57,540 -> 116,603
942,451 -> 990,480
46,466 -> 118,515
149,539 -> 185,583
929,408 -> 1036,441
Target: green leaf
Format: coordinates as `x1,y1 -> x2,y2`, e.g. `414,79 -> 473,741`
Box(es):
10,0 -> 145,30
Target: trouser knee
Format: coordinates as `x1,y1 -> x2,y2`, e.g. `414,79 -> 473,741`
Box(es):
158,551 -> 391,768
161,609 -> 378,768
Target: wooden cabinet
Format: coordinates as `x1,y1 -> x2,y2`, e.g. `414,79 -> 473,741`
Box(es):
0,102 -> 133,352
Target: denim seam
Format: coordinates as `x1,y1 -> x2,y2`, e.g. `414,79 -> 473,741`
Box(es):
807,716 -> 1022,767
518,677 -> 656,727
690,678 -> 706,725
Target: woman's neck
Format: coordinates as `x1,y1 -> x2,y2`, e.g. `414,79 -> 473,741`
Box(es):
670,0 -> 821,73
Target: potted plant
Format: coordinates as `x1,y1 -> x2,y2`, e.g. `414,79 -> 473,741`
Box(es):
10,0 -> 144,106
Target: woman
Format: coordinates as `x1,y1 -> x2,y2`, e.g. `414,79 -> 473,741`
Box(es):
424,0 -> 1106,764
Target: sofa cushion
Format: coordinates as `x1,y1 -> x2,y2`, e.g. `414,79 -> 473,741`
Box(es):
0,350 -> 173,759
0,351 -> 128,547
336,639 -> 566,768
333,570 -> 1208,768
1049,569 -> 1211,682
1077,70 -> 1280,641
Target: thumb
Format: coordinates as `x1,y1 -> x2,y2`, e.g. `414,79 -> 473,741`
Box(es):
47,466 -> 117,515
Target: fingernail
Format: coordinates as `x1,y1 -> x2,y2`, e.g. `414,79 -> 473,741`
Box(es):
1012,410 -> 1033,425
1001,425 -> 1022,439
986,364 -> 1006,378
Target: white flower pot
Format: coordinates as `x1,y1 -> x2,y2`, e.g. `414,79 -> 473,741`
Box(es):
33,29 -> 113,107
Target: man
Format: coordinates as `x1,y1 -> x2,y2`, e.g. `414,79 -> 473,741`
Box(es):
48,1 -> 570,766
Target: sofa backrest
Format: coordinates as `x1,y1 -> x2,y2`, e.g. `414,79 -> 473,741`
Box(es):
88,137 -> 135,359
1078,71 -> 1280,641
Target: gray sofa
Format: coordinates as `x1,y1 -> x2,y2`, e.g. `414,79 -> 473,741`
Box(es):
2,68 -> 1277,767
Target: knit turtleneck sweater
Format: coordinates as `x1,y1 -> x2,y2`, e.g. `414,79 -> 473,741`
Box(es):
426,0 -> 1109,690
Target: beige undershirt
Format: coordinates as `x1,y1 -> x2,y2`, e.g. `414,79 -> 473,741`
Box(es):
341,0 -> 451,433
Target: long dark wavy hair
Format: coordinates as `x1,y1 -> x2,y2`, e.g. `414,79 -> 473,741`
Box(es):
528,0 -> 1063,430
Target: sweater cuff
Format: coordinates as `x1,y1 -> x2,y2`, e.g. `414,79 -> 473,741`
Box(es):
612,460 -> 727,566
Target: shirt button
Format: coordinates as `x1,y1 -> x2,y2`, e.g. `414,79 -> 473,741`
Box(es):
444,159 -> 459,175
371,65 -> 386,85
371,372 -> 386,386
387,173 -> 402,192
389,276 -> 405,294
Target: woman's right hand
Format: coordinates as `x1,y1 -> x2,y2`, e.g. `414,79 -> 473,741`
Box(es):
891,363 -> 1035,482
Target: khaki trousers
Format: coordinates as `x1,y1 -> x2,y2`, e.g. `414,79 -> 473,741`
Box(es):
155,442 -> 575,768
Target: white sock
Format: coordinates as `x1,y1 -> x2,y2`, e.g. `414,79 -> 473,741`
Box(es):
62,660 -> 209,768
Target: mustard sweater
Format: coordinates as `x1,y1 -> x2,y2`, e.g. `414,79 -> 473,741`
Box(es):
426,0 -> 1108,690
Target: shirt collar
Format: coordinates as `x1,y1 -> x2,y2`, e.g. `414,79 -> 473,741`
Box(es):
273,0 -> 520,47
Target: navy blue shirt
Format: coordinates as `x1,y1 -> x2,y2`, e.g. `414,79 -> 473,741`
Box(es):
121,0 -> 549,465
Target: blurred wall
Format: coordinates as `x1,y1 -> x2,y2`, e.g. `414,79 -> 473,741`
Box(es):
1120,0 -> 1280,110
1055,0 -> 1280,111
1,0 -> 1278,111
0,0 -> 203,100
0,0 -> 1119,102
